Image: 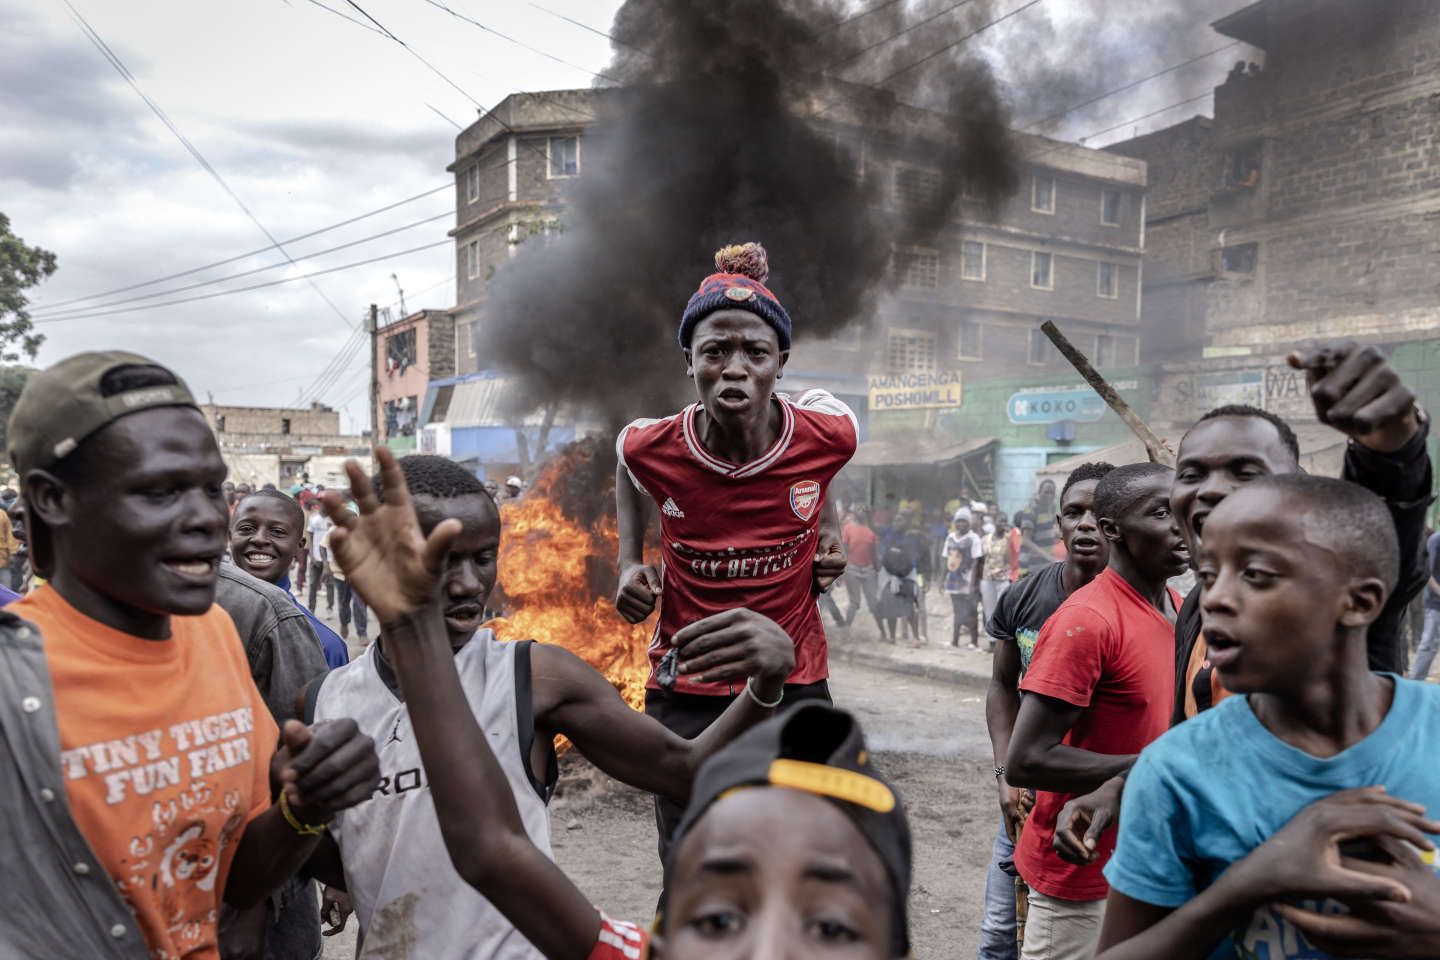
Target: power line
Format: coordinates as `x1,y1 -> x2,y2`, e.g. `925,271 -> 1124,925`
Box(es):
31,182 -> 451,313
1019,40 -> 1241,133
33,209 -> 453,320
34,238 -> 452,324
300,0 -> 387,36
419,0 -> 618,84
876,0 -> 1045,84
302,272 -> 455,404
833,0 -> 977,69
60,0 -> 358,331
522,2 -> 623,45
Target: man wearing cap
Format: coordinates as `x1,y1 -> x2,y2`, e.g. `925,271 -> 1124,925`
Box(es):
0,351 -> 380,959
503,475 -> 524,500
613,242 -> 858,860
944,508 -> 985,649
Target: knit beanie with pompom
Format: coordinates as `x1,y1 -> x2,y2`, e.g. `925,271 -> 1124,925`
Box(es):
678,242 -> 793,351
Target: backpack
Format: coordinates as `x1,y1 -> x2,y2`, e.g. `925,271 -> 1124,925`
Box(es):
882,544 -> 915,579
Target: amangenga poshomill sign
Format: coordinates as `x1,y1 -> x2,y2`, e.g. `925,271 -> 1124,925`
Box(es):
1007,381 -> 1138,424
867,371 -> 963,411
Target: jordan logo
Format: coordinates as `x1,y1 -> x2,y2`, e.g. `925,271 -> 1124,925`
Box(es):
662,497 -> 685,518
387,717 -> 404,745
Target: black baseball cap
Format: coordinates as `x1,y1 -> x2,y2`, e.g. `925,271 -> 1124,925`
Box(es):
661,704 -> 912,956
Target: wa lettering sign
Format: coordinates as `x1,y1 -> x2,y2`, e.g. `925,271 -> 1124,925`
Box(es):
867,371 -> 963,411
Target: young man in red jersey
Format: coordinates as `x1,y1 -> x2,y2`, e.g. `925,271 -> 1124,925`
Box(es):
615,242 -> 857,859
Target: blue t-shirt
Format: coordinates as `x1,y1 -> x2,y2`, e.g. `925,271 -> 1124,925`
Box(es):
1106,675 -> 1440,959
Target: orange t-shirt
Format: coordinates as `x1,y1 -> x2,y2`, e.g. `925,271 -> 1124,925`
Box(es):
15,586 -> 279,960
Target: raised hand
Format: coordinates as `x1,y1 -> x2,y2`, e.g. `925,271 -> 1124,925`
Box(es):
321,446 -> 461,626
672,608 -> 796,697
275,718 -> 380,825
615,562 -> 662,623
1288,341 -> 1420,453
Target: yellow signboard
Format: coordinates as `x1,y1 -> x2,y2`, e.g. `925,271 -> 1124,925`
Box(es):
867,370 -> 963,411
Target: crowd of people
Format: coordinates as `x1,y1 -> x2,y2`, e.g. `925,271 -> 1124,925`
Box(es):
0,243 -> 1437,960
818,483 -> 1065,651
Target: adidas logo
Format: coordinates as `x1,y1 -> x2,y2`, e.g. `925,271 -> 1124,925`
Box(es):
662,497 -> 685,519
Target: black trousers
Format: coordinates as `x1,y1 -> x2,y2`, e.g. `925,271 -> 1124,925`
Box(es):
644,679 -> 833,866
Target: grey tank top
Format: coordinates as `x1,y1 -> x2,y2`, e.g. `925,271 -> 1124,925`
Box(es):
313,631 -> 557,959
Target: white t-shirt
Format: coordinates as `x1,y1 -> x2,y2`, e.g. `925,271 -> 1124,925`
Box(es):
308,514 -> 332,563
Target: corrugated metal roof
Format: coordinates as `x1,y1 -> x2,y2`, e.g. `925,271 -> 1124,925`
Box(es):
850,436 -> 995,468
429,375 -> 550,428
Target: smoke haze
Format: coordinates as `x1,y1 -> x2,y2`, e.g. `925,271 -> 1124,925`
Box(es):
480,0 -> 1021,427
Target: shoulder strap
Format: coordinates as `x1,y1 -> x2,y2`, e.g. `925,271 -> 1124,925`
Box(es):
301,672 -> 327,726
513,640 -> 558,803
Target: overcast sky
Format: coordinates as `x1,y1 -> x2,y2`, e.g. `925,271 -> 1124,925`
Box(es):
2,0 -> 1250,432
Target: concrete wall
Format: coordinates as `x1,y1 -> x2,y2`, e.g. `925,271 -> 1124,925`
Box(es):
203,404 -> 339,437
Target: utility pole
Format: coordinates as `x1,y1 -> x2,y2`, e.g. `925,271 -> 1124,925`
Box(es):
368,303 -> 380,446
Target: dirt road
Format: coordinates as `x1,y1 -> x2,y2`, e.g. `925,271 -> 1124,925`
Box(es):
323,659 -> 998,958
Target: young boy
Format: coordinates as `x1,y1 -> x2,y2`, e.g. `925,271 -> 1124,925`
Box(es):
613,242 -> 857,854
302,453 -> 800,958
1099,474 -> 1440,959
1004,463 -> 1190,959
318,454 -> 914,959
0,351 -> 378,958
229,488 -> 349,668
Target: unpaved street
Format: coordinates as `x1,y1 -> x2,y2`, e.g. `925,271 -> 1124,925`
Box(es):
324,657 -> 997,958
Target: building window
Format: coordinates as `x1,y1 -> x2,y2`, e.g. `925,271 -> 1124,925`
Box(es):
386,328 -> 418,375
1031,175 -> 1055,214
1027,328 -> 1057,366
960,240 -> 986,281
1101,189 -> 1121,225
894,165 -> 941,208
1097,261 -> 1119,299
955,319 -> 981,360
548,136 -> 580,178
467,239 -> 479,280
895,246 -> 940,290
886,329 -> 937,372
1095,334 -> 1115,367
215,415 -> 225,433
466,164 -> 479,203
1224,142 -> 1262,190
457,319 -> 475,362
281,418 -> 291,435
1031,251 -> 1053,290
1220,242 -> 1259,274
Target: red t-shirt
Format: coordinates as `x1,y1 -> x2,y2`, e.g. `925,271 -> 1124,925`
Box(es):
1014,567 -> 1178,901
842,521 -> 877,568
618,390 -> 858,695
588,914 -> 648,960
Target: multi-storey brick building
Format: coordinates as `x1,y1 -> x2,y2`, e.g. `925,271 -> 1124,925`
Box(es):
443,88 -> 1152,509
371,308 -> 455,452
1114,0 -> 1440,359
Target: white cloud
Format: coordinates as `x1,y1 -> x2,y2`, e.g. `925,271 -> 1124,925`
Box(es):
1,0 -> 622,432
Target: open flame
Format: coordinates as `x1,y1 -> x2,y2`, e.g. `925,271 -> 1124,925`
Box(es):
489,442 -> 651,712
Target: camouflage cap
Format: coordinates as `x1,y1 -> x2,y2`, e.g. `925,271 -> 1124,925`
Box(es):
8,350 -> 197,476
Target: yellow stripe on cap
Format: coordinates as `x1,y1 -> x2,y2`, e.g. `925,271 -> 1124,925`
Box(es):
767,759 -> 895,813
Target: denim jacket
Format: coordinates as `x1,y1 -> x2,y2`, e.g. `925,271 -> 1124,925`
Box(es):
0,610 -> 150,958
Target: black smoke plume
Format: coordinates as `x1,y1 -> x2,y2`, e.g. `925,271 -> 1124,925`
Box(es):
481,0 -> 1021,428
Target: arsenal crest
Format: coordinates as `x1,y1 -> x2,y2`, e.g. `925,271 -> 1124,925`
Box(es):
790,480 -> 821,521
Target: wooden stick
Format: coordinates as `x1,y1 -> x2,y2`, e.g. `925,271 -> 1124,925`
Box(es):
1041,320 -> 1175,467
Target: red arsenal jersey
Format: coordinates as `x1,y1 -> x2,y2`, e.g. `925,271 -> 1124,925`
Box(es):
618,390 -> 858,696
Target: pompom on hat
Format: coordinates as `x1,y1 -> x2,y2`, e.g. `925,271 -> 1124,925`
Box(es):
678,242 -> 793,351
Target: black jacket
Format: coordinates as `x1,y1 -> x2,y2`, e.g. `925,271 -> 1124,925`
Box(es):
1173,419 -> 1434,726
